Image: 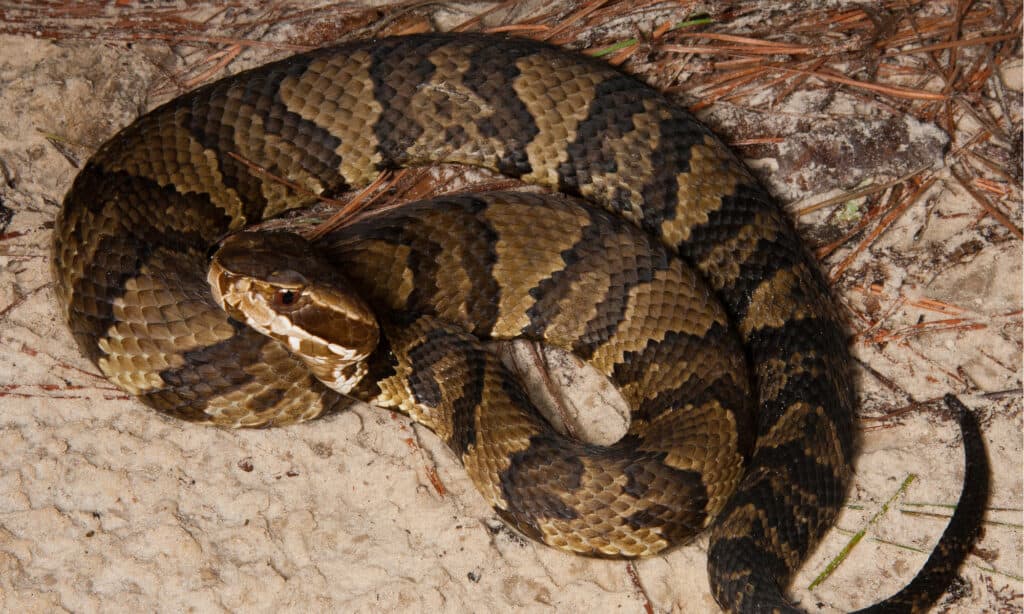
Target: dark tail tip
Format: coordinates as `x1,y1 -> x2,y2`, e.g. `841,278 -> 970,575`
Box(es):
853,394 -> 990,613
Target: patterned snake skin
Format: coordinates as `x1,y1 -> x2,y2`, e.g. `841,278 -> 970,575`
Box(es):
52,33 -> 987,612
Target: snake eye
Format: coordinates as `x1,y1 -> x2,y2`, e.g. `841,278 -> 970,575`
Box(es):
274,288 -> 300,309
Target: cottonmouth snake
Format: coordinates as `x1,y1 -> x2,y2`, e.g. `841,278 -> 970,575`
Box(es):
52,33 -> 988,612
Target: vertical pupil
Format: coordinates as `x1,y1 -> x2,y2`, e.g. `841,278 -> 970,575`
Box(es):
278,290 -> 295,305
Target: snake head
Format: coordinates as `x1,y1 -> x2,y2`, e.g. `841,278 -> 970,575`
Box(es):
207,231 -> 379,395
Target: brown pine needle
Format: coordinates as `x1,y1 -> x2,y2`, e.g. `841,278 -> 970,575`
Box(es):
308,170 -> 398,240
795,166 -> 930,217
224,151 -> 349,210
851,285 -> 965,316
952,169 -> 1024,239
973,177 -> 1012,197
887,32 -> 1020,56
127,32 -> 312,51
672,31 -> 814,53
541,0 -> 610,42
770,65 -> 948,101
626,562 -> 655,614
484,24 -> 549,34
829,177 -> 936,281
863,319 -> 986,344
181,44 -> 242,88
661,43 -> 811,56
729,137 -> 785,146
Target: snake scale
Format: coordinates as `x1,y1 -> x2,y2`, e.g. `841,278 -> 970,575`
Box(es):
52,33 -> 988,612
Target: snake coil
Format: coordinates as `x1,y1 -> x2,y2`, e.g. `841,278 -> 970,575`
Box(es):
52,33 -> 987,613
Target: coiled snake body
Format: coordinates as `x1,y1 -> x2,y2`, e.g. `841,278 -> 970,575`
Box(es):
52,33 -> 987,612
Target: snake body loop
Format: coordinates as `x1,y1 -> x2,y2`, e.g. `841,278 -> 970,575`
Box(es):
53,33 -> 987,613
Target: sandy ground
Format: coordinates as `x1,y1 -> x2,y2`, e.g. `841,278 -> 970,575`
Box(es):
0,2 -> 1021,613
